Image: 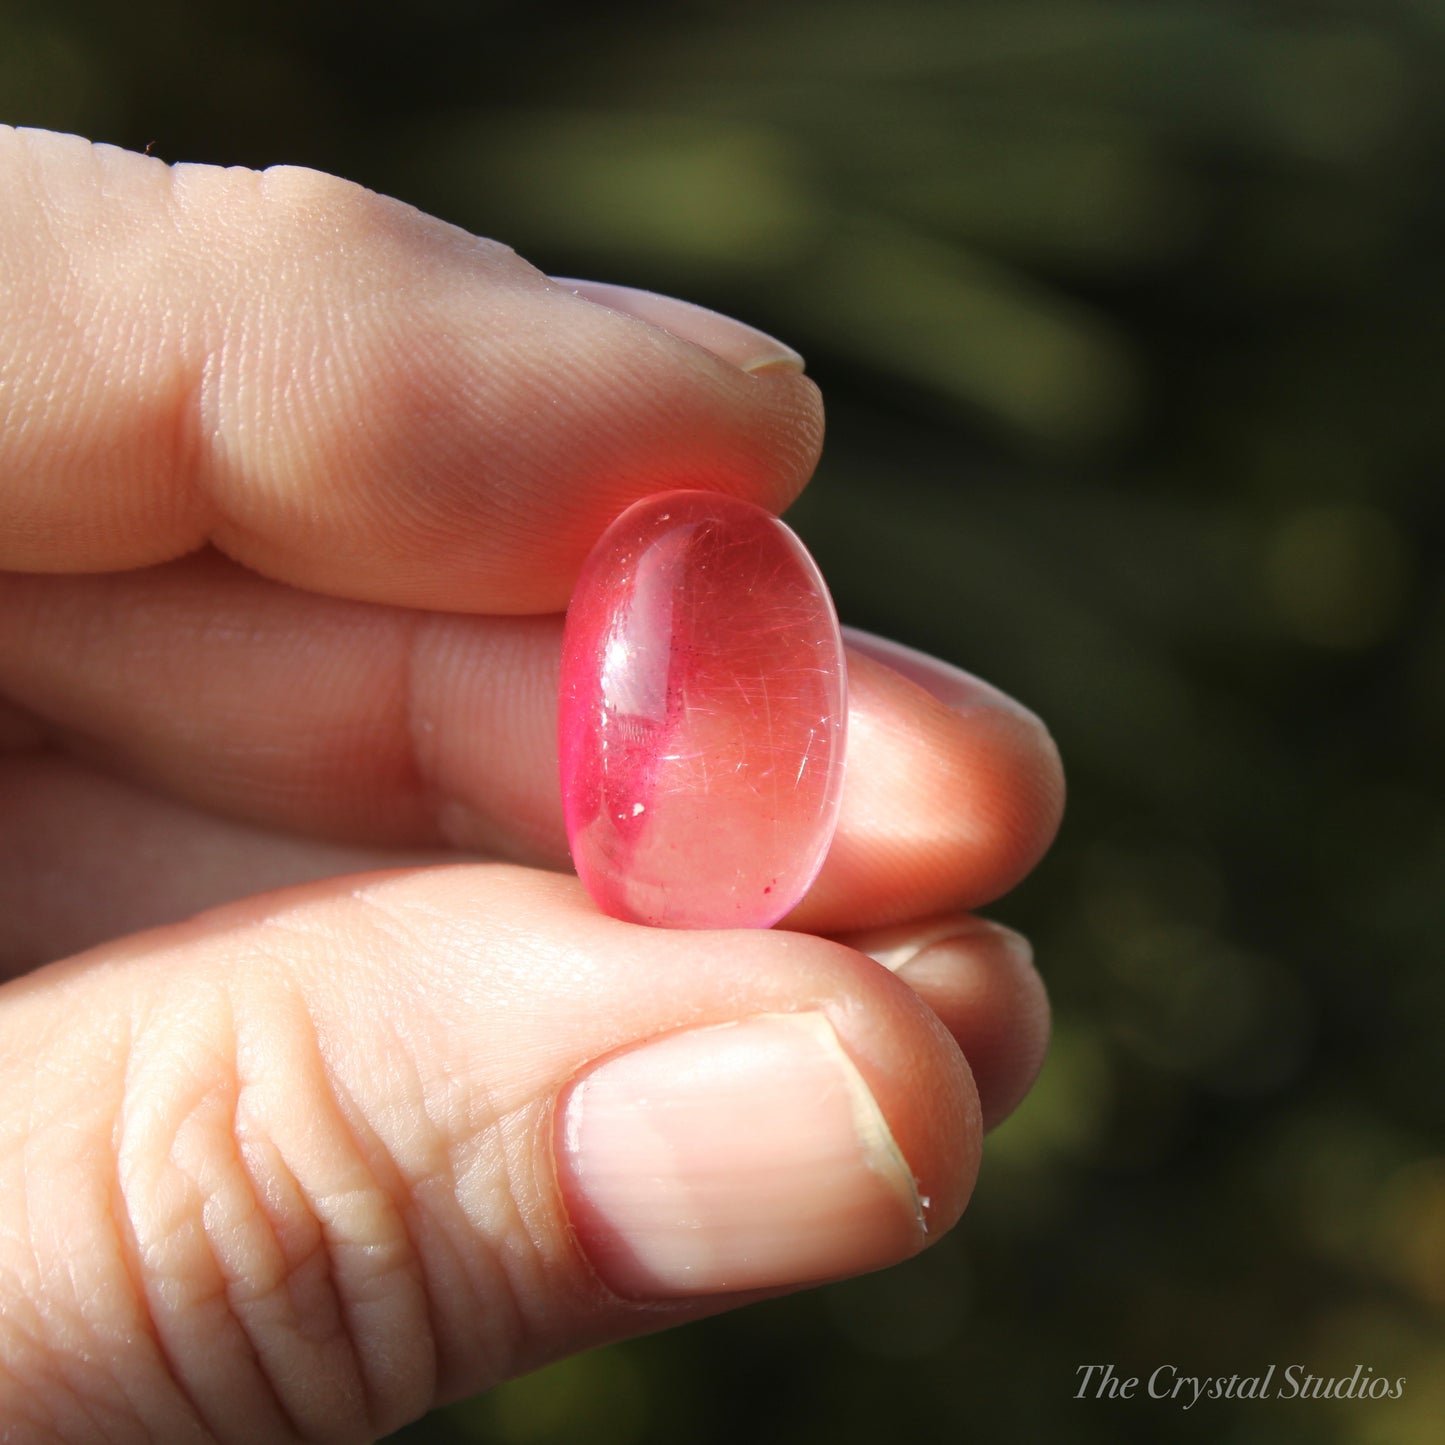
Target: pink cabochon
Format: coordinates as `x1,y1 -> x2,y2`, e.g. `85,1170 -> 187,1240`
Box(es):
559,491 -> 847,928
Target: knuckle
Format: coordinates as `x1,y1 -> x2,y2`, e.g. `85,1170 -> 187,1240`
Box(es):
105,961 -> 440,1441
0,131 -> 213,571
2,889 -> 570,1441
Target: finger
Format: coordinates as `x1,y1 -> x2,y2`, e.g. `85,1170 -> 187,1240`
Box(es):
785,632 -> 1065,932
0,695 -> 44,749
0,560 -> 1064,931
840,913 -> 1051,1129
0,865 -> 979,1440
0,760 -> 1042,1133
0,127 -> 822,610
0,753 -> 451,980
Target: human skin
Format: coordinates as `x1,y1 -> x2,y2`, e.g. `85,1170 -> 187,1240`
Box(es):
0,127 -> 1064,1443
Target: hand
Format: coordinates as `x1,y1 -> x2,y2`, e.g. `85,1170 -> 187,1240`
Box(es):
0,127 -> 1064,1442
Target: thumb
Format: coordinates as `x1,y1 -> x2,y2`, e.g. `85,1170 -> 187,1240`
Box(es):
0,865 -> 979,1443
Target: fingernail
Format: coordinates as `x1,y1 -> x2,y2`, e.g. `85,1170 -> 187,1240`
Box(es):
557,1013 -> 923,1299
843,627 -> 1046,725
862,916 -> 1034,980
554,278 -> 806,375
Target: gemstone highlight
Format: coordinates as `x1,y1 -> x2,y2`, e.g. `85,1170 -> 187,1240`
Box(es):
559,491 -> 847,928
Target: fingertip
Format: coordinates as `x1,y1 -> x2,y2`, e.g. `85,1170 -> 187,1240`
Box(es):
842,631 -> 1068,887
0,133 -> 827,606
849,915 -> 1052,1130
792,646 -> 1066,931
819,948 -> 983,1244
337,869 -> 982,1284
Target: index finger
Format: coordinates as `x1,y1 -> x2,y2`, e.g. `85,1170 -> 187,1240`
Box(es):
0,128 -> 823,612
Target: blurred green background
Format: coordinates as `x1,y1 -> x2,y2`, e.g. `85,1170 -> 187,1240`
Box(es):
4,0 -> 1441,1440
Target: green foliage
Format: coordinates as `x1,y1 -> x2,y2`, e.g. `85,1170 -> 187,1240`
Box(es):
5,1 -> 1441,1439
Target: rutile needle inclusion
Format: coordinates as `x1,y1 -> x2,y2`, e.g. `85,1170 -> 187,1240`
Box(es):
559,490 -> 848,928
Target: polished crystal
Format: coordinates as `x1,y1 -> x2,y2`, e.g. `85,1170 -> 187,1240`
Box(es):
559,491 -> 847,928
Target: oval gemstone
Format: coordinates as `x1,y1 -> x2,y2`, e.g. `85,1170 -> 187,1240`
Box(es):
559,491 -> 847,929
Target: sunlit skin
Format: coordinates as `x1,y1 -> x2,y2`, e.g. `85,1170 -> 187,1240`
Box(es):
0,127 -> 1063,1443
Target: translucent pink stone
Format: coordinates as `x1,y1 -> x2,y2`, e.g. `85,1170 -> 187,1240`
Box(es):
559,491 -> 847,929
